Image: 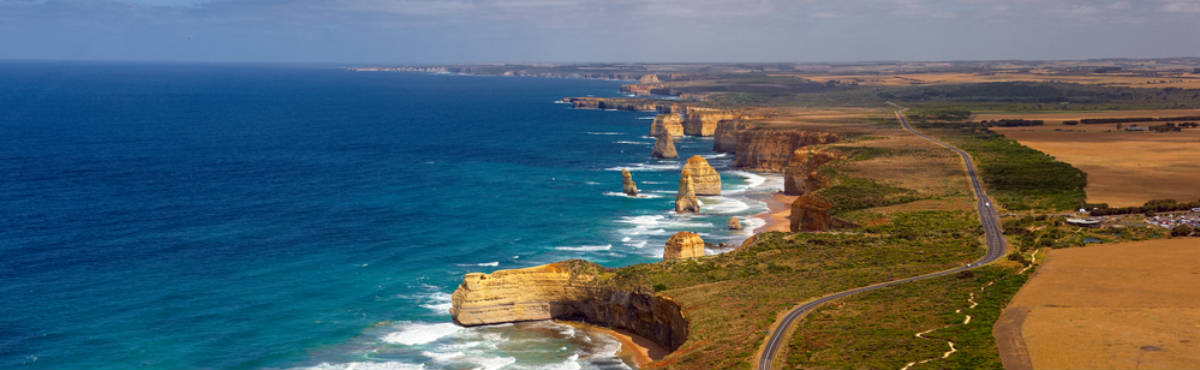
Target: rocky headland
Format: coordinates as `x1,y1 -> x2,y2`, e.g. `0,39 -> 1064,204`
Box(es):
734,129 -> 839,172
783,147 -> 840,196
683,108 -> 737,137
449,260 -> 688,353
561,97 -> 683,113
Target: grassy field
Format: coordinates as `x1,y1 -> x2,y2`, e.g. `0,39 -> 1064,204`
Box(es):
785,264 -> 1031,369
604,211 -> 986,369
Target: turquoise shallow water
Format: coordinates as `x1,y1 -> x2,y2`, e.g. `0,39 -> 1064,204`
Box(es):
0,62 -> 778,370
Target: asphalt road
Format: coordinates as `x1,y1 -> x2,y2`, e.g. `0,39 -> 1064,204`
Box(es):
756,110 -> 1008,370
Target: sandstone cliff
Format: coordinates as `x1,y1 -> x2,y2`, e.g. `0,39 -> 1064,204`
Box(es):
728,217 -> 743,230
639,74 -> 661,84
783,147 -> 840,196
649,114 -> 685,137
683,108 -> 737,137
734,129 -> 839,172
652,134 -> 678,159
790,193 -> 835,232
681,156 -> 722,196
712,119 -> 752,153
450,260 -> 688,351
663,232 -> 705,261
621,169 -> 639,196
675,169 -> 701,214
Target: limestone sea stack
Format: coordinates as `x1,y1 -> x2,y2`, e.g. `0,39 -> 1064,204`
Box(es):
675,169 -> 701,214
652,133 -> 679,159
449,260 -> 688,351
681,155 -> 721,196
649,113 -> 685,138
783,147 -> 840,196
728,217 -> 743,230
790,193 -> 834,232
621,169 -> 639,196
663,232 -> 705,261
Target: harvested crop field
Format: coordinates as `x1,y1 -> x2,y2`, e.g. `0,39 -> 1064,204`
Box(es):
987,112 -> 1200,206
995,238 -> 1200,370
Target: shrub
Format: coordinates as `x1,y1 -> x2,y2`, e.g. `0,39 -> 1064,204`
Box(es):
1171,224 -> 1194,237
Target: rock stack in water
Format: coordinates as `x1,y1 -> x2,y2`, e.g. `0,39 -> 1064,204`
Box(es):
652,133 -> 678,159
649,113 -> 685,138
681,156 -> 722,196
663,231 -> 705,261
675,169 -> 701,214
783,147 -> 840,196
790,193 -> 834,232
620,169 -> 639,196
728,217 -> 743,230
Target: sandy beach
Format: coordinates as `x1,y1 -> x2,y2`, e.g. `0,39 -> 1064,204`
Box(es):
755,192 -> 796,233
558,320 -> 669,368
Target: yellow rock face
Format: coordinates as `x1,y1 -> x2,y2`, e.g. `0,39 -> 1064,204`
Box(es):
449,260 -> 689,351
663,232 -> 705,261
675,169 -> 700,214
652,134 -> 678,159
682,156 -> 721,196
649,114 -> 685,137
621,168 -> 638,196
734,129 -> 839,172
728,217 -> 743,230
683,108 -> 737,137
790,193 -> 835,232
783,147 -> 840,195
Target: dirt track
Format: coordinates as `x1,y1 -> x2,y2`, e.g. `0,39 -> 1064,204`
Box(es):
995,238 -> 1200,369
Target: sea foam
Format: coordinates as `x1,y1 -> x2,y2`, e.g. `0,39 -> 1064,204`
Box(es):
382,322 -> 462,346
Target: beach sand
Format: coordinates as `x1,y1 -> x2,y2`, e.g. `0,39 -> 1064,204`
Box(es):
558,320 -> 669,368
755,192 -> 796,233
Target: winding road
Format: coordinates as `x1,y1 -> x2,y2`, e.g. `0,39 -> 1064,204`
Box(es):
755,109 -> 1008,370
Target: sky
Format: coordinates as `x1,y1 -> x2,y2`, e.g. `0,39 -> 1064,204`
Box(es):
1,0 -> 1198,64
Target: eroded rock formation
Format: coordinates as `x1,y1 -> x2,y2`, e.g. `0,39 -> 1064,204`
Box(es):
790,193 -> 835,232
783,147 -> 840,196
713,119 -> 752,153
683,108 -> 737,137
450,260 -> 688,352
561,97 -> 682,113
728,217 -> 743,230
652,133 -> 679,159
621,169 -> 638,196
681,156 -> 721,196
649,114 -> 685,137
663,232 -> 705,261
675,169 -> 701,214
734,129 -> 839,172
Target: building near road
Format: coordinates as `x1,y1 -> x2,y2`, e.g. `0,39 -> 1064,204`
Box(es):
1066,218 -> 1102,228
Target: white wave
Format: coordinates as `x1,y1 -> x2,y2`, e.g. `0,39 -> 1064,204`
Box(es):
584,181 -> 601,185
636,116 -> 656,120
641,181 -> 666,184
302,362 -> 425,370
555,244 -> 612,252
701,196 -> 751,214
740,217 -> 767,233
553,100 -> 570,104
613,140 -> 652,145
476,261 -> 499,267
702,153 -> 730,159
585,131 -> 621,135
624,240 -> 648,248
418,292 -> 453,314
604,163 -> 681,172
603,191 -> 663,199
381,322 -> 462,346
730,171 -> 767,189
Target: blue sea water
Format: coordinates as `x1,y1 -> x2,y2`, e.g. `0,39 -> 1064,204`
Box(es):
0,62 -> 778,370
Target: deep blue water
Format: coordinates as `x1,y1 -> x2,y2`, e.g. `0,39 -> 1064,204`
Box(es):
0,62 -> 776,370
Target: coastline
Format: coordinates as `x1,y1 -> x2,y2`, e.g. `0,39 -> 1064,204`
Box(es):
755,192 -> 796,234
557,320 -> 669,369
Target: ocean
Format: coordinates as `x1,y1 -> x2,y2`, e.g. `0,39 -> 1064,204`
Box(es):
0,62 -> 779,370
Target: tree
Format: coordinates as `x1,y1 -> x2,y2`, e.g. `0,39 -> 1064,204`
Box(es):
1172,224 -> 1194,237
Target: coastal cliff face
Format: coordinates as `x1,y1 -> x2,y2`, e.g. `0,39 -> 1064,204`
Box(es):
783,147 -> 840,196
663,232 -> 705,261
712,119 -> 752,153
683,109 -> 737,137
734,129 -> 839,172
675,169 -> 701,214
561,97 -> 682,113
652,134 -> 678,159
790,193 -> 835,232
681,156 -> 722,196
450,260 -> 688,351
649,114 -> 685,137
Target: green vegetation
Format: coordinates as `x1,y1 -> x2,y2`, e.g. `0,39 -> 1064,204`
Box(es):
785,265 -> 1030,370
817,177 -> 921,214
914,122 -> 1087,211
1088,198 -> 1200,216
1002,215 -> 1166,251
601,211 -> 984,369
